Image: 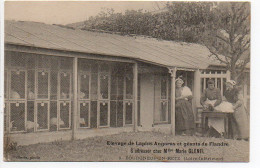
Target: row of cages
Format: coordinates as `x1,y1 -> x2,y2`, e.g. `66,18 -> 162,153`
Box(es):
4,52 -> 135,133
4,100 -> 135,133
4,67 -> 133,101
4,52 -> 134,101
4,69 -> 72,101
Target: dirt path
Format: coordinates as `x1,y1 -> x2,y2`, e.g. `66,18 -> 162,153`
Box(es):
4,132 -> 249,162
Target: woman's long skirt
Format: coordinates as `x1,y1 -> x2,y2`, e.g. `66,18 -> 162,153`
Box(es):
232,105 -> 249,139
175,99 -> 195,134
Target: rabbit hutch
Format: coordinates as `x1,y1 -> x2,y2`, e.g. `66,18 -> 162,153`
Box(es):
3,21 -> 250,145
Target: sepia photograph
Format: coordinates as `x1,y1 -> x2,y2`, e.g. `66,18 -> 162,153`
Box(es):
1,0 -> 252,163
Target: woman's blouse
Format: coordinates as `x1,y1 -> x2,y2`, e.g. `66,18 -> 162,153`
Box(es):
200,88 -> 222,107
176,86 -> 192,99
224,88 -> 243,108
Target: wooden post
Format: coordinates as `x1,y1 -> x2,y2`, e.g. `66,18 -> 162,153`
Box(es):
72,57 -> 78,140
193,69 -> 201,122
193,69 -> 201,107
168,67 -> 176,135
133,62 -> 138,132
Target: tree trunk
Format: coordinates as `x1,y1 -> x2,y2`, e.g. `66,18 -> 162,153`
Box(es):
230,64 -> 237,81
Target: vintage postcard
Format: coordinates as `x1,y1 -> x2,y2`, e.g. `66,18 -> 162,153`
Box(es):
2,1 -> 250,162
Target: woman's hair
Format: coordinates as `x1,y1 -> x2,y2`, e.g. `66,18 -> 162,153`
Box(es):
207,79 -> 215,85
175,76 -> 184,84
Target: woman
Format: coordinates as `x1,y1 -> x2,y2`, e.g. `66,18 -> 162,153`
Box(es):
224,80 -> 249,140
200,79 -> 224,137
175,77 -> 195,136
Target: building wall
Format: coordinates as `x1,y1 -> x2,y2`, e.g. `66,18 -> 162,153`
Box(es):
4,50 -> 173,146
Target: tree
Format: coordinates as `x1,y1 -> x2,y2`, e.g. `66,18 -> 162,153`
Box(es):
78,2 -> 250,83
203,2 -> 250,82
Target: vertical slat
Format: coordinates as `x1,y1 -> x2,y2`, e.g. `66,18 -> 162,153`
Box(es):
203,78 -> 206,90
88,101 -> 91,127
133,63 -> 138,131
108,65 -> 111,127
185,72 -> 188,86
166,77 -> 169,122
57,71 -> 61,128
221,77 -> 223,96
24,70 -> 28,131
6,71 -> 10,133
97,64 -> 100,127
169,67 -> 176,135
47,102 -> 50,130
72,57 -> 78,140
25,99 -> 27,132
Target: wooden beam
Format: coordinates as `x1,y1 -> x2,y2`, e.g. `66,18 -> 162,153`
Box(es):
72,57 -> 78,140
133,62 -> 138,132
5,43 -> 135,64
168,67 -> 177,135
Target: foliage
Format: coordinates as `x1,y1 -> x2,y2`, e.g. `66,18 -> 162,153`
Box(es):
79,2 -> 250,82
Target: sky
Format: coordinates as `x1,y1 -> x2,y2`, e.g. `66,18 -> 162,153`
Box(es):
4,1 -> 166,25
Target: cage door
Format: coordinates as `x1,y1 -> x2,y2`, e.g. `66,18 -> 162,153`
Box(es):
60,72 -> 71,100
99,101 -> 110,127
59,101 -> 71,129
10,70 -> 26,100
10,102 -> 26,132
37,70 -> 50,99
79,73 -> 90,100
36,102 -> 49,131
79,101 -> 90,128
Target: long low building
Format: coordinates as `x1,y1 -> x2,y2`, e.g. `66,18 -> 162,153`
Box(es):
4,20 -> 250,145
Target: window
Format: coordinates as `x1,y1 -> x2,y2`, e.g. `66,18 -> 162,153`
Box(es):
200,70 -> 228,96
154,75 -> 169,124
125,102 -> 133,125
124,65 -> 134,125
125,65 -> 133,100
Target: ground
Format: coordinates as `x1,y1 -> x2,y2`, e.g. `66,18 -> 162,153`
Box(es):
4,132 -> 249,162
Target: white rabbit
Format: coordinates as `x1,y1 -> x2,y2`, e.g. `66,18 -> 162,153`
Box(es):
26,121 -> 39,129
50,117 -> 65,126
9,121 -> 14,130
10,90 -> 20,99
79,118 -> 86,125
